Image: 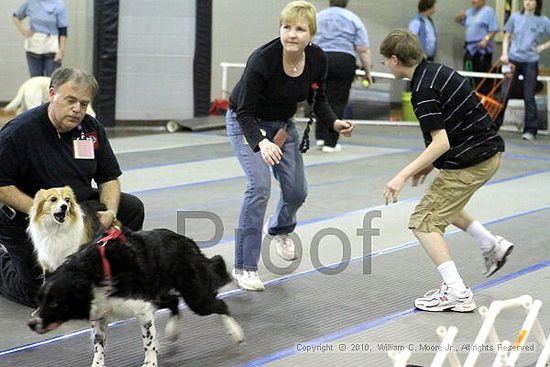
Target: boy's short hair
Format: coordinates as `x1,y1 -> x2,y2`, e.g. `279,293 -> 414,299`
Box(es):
379,29 -> 425,67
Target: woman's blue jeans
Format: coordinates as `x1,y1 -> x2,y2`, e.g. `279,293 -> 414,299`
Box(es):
226,109 -> 307,270
26,52 -> 60,77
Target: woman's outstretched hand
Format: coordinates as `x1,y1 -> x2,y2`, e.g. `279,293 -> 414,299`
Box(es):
333,119 -> 355,137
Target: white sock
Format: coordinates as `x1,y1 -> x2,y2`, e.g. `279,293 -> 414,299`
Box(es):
437,261 -> 467,293
466,221 -> 496,251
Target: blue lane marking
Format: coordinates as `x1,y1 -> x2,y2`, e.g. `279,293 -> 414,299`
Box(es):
143,167 -> 550,246
142,164 -> 545,217
505,153 -> 550,162
118,140 -> 550,201
0,329 -> 91,357
0,205 -> 547,357
116,135 -> 550,175
240,258 -> 550,367
126,149 -> 410,196
489,168 -> 550,185
121,144 -> 410,173
257,205 -> 550,288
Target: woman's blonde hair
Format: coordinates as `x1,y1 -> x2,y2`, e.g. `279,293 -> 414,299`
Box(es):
280,1 -> 317,36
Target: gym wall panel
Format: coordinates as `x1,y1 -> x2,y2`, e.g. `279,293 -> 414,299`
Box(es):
211,0 -> 288,101
0,0 -> 30,101
115,0 -> 195,120
68,0 -> 94,73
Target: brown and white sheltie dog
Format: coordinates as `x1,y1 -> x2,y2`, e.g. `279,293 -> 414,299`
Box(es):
27,186 -> 103,275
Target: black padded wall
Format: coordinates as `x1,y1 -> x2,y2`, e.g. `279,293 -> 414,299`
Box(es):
194,0 -> 212,117
93,0 -> 119,126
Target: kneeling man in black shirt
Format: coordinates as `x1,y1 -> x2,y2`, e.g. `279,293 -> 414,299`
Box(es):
0,67 -> 144,307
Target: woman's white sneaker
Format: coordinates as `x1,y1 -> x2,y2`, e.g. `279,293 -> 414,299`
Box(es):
232,268 -> 265,291
273,234 -> 297,261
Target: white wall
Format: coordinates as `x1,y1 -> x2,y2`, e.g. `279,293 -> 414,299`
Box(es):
2,1 -> 549,113
0,0 -> 94,101
115,0 -> 195,120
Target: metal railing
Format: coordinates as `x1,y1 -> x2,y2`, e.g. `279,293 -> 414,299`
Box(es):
220,62 -> 550,132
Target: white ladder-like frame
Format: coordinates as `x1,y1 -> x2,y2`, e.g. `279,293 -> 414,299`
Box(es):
388,295 -> 550,367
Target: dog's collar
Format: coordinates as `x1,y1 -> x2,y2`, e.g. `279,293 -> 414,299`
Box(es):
96,228 -> 127,281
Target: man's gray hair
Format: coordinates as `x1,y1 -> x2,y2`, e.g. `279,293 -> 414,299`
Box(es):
50,67 -> 99,98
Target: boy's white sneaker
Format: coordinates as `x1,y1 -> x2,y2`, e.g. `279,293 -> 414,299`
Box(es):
483,235 -> 514,277
415,283 -> 476,312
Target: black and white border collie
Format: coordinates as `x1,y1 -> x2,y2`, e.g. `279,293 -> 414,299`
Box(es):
28,228 -> 244,367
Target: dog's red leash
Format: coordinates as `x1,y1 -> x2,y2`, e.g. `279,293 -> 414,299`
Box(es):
96,228 -> 127,281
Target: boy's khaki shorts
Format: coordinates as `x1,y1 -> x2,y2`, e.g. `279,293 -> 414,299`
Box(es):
409,153 -> 502,234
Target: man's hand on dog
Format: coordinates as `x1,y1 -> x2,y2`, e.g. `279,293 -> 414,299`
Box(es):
97,210 -> 116,229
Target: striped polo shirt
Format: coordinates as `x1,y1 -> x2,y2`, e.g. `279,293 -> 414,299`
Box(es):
411,60 -> 505,169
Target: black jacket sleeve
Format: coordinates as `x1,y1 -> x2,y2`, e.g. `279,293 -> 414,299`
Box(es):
234,54 -> 268,152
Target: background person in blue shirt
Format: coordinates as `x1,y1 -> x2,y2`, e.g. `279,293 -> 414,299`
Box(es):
496,0 -> 550,141
409,0 -> 437,61
455,0 -> 499,93
314,0 -> 371,152
12,0 -> 68,77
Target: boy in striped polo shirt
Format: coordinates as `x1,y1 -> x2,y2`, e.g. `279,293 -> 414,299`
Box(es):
380,29 -> 513,312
